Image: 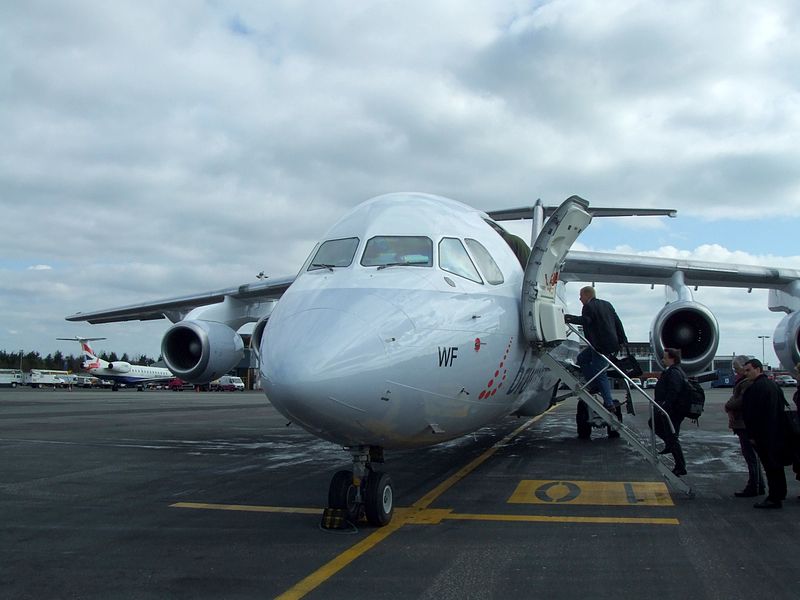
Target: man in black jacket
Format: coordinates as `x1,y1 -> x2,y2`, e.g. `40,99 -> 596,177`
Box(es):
653,348 -> 688,476
566,286 -> 627,408
566,286 -> 628,439
742,358 -> 788,509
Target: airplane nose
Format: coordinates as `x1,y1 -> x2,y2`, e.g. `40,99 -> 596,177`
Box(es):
261,307 -> 388,424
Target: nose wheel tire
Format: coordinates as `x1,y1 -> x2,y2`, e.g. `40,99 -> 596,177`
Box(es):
364,471 -> 394,527
328,470 -> 361,523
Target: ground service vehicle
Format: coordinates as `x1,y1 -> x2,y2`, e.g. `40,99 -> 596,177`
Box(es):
0,369 -> 24,388
168,378 -> 193,391
25,369 -> 72,388
211,375 -> 245,391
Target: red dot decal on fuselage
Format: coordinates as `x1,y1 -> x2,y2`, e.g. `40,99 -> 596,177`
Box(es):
478,337 -> 515,399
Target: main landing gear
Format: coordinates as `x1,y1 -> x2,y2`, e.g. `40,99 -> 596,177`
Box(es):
327,445 -> 394,527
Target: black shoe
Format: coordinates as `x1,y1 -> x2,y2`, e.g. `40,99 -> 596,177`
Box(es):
734,489 -> 759,498
608,430 -> 620,439
672,466 -> 687,476
754,499 -> 782,509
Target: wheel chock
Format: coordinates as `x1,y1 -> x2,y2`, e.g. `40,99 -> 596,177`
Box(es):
320,507 -> 351,530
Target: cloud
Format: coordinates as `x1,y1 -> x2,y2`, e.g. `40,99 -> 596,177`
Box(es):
27,264 -> 53,271
0,0 -> 798,367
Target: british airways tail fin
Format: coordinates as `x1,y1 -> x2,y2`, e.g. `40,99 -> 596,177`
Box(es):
57,336 -> 107,366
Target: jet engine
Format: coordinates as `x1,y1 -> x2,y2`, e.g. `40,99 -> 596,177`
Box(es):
773,312 -> 800,371
161,320 -> 244,383
650,300 -> 719,374
106,362 -> 131,373
249,314 -> 270,363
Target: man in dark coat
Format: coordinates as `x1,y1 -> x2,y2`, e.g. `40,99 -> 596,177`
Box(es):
742,358 -> 788,509
566,286 -> 627,409
653,348 -> 687,476
566,286 -> 627,439
724,355 -> 764,497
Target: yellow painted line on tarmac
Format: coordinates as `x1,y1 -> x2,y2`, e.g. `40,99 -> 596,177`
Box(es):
508,480 -> 674,506
445,512 -> 679,526
171,502 -> 323,515
172,503 -> 679,527
274,516 -> 407,600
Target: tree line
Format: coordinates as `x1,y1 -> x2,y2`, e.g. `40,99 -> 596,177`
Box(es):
0,349 -> 160,372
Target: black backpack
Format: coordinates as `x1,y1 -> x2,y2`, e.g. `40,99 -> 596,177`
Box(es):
683,377 -> 706,420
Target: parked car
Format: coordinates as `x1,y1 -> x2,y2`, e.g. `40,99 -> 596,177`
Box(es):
643,377 -> 658,389
210,375 -> 245,391
775,375 -> 798,387
630,378 -> 642,387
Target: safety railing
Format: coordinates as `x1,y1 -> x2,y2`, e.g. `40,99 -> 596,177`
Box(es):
565,323 -> 676,455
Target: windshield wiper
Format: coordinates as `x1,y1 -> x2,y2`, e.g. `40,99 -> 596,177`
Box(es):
311,263 -> 336,272
376,260 -> 429,270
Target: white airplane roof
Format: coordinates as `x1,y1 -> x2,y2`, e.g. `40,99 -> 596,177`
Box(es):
323,193 -> 489,240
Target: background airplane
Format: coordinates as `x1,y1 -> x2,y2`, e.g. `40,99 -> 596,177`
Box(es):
57,336 -> 174,391
65,193 -> 800,526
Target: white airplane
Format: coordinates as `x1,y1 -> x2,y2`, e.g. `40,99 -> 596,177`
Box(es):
57,336 -> 174,391
66,193 -> 800,526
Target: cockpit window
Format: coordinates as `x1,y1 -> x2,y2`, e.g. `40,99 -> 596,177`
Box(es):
439,238 -> 483,284
465,238 -> 504,285
308,237 -> 359,271
361,236 -> 433,268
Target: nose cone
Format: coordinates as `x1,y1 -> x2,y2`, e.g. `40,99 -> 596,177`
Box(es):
261,307 -> 387,439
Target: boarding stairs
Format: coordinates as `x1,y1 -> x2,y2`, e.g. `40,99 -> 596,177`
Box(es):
539,331 -> 693,496
517,194 -> 691,495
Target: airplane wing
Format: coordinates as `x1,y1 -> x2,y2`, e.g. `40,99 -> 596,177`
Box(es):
65,275 -> 296,324
561,251 -> 800,290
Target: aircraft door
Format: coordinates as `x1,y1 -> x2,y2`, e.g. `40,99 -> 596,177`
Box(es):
522,195 -> 592,345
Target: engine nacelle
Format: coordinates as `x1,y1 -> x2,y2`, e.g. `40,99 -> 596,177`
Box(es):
250,314 -> 270,363
650,300 -> 719,374
106,362 -> 131,373
161,320 -> 244,383
773,312 -> 800,371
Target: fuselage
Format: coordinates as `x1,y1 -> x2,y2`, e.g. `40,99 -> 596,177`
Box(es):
84,359 -> 173,386
260,193 -> 561,449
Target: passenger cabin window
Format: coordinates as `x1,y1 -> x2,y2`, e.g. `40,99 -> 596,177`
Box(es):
439,238 -> 483,284
361,236 -> 433,268
465,239 -> 504,285
308,237 -> 359,271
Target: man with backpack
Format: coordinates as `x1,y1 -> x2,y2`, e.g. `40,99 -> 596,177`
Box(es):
652,348 -> 688,476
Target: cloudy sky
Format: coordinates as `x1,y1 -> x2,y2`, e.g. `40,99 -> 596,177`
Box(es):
1,0 -> 799,367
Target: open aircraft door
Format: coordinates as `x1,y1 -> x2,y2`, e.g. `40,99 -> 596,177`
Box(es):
522,195 -> 592,346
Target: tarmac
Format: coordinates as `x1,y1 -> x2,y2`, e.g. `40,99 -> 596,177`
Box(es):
2,385 -> 800,599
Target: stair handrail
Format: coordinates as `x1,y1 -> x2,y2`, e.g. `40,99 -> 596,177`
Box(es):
565,324 -> 676,438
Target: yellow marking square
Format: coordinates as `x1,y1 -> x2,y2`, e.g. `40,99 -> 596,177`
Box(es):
508,480 -> 674,506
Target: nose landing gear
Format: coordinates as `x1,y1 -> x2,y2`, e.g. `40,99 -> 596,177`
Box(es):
327,446 -> 394,527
